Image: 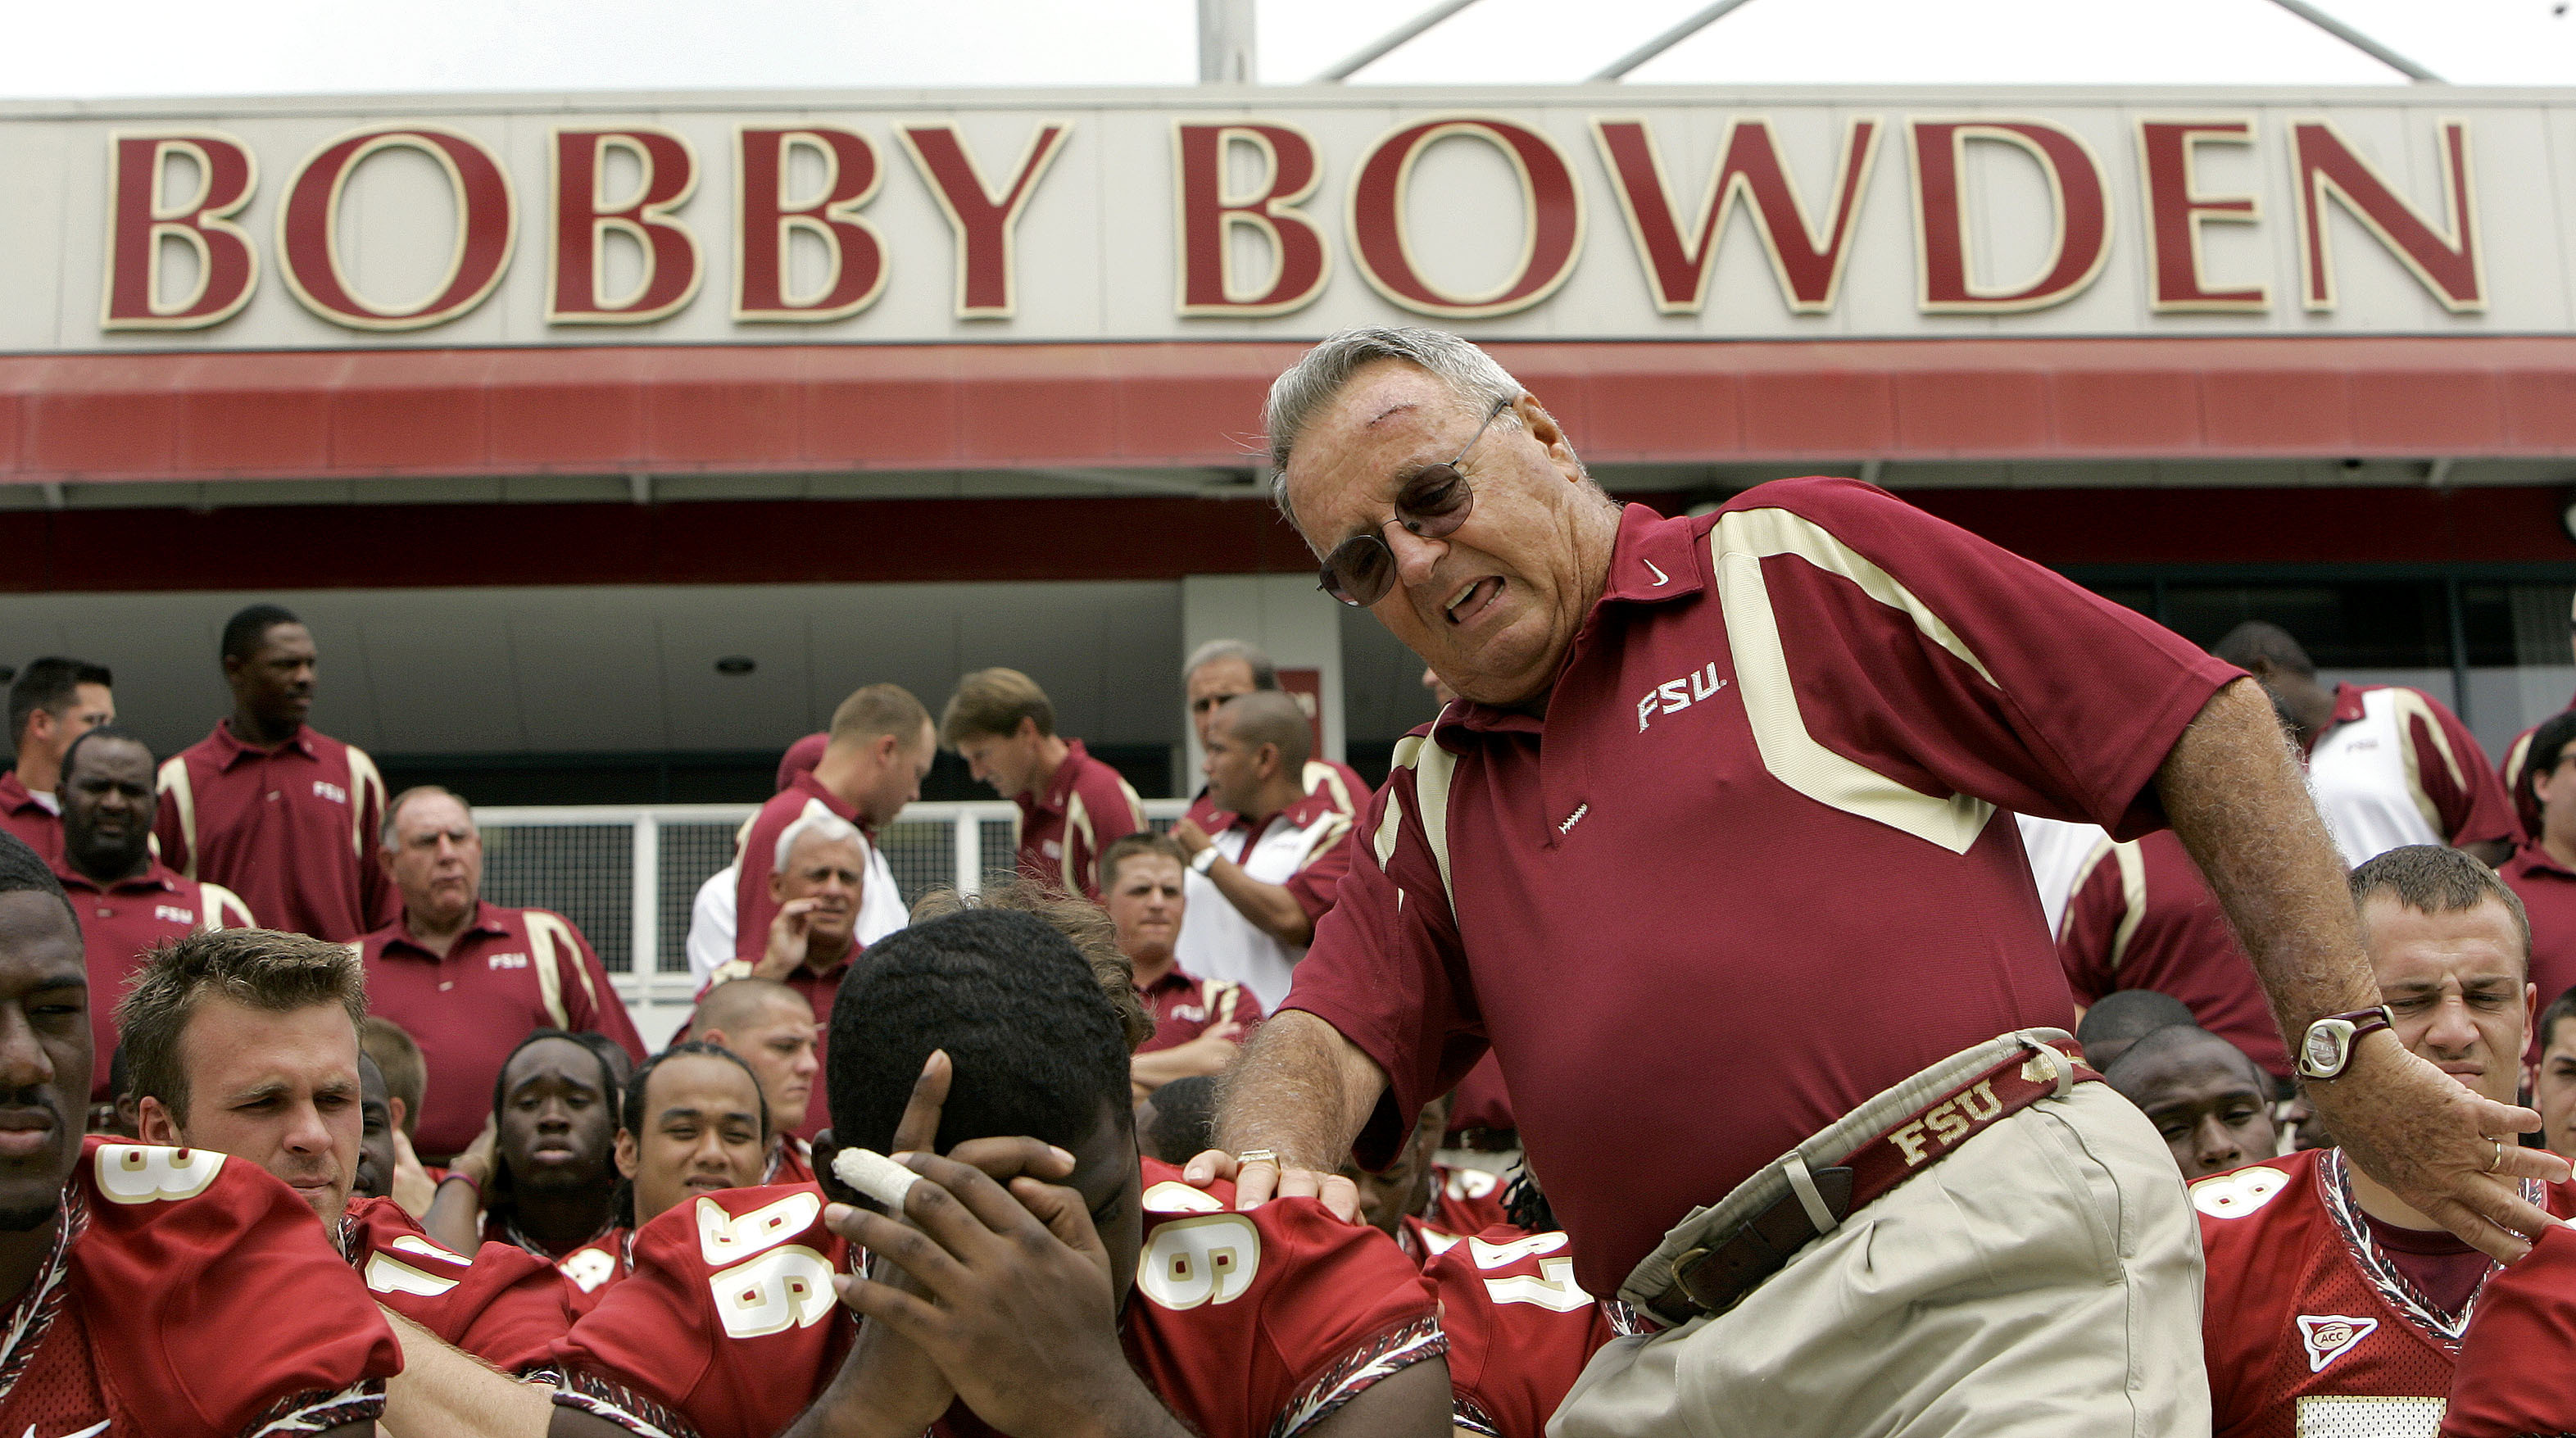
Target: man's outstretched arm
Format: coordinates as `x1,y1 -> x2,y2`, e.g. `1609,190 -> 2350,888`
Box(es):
1193,1009 -> 1388,1215
2160,676 -> 2569,1259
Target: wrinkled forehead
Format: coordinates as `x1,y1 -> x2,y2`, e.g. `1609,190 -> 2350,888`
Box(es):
2361,894 -> 2528,985
504,1037 -> 603,1095
1281,362 -> 1482,533
786,831 -> 868,871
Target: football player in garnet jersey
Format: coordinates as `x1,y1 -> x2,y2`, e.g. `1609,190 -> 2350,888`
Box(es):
556,1041 -> 771,1314
121,926 -> 578,1435
2196,846 -> 2576,1438
543,905 -> 1450,1438
0,832 -> 402,1436
2103,1025 -> 2280,1179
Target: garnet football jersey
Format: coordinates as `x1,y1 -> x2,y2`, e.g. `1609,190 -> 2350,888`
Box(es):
2195,1147 -> 2574,1438
1431,1164 -> 1512,1241
1426,1228 -> 1618,1438
0,1139 -> 400,1438
342,1194 -> 576,1368
547,1159 -> 1443,1438
552,1228 -> 634,1320
2439,1221 -> 2576,1438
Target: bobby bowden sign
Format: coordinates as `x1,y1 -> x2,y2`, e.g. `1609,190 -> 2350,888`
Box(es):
11,84 -> 2572,351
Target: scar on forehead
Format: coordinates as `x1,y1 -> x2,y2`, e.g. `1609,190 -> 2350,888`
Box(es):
1364,401 -> 1421,429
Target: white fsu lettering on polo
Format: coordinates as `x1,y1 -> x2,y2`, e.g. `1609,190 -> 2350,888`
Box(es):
1176,804 -> 1349,1012
2306,687 -> 2453,867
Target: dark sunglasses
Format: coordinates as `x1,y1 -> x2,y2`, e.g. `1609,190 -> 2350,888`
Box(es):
1316,398 -> 1512,608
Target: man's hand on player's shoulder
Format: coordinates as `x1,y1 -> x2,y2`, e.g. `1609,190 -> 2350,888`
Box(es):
2317,1028 -> 2570,1261
1181,1147 -> 1363,1221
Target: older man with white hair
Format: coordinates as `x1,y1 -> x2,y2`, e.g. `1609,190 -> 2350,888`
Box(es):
699,810 -> 872,1139
1190,326 -> 2568,1438
359,784 -> 644,1163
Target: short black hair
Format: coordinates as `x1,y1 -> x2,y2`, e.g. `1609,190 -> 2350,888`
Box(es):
1139,1075 -> 1218,1166
827,908 -> 1130,1155
2523,710 -> 2576,818
612,1041 -> 769,1227
1503,1163 -> 1558,1234
2211,621 -> 2315,678
2540,984 -> 2576,1059
2102,1023 -> 2269,1096
59,726 -> 149,786
220,604 -> 302,664
2077,990 -> 2197,1059
0,831 -> 73,930
484,1027 -> 622,1222
7,657 -> 111,749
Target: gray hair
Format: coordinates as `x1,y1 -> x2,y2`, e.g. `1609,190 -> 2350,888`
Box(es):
381,784 -> 473,852
1183,639 -> 1277,690
775,810 -> 867,871
1263,327 -> 1526,528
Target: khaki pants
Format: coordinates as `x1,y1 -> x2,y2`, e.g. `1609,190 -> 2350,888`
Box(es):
1549,1080 -> 2207,1438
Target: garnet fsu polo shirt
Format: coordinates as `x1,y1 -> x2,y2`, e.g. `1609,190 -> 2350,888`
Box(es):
2057,828 -> 2288,1077
1014,738 -> 1145,900
154,721 -> 395,942
54,860 -> 254,1099
361,902 -> 646,1160
0,772 -> 60,863
1135,966 -> 1264,1054
1281,481 -> 2242,1300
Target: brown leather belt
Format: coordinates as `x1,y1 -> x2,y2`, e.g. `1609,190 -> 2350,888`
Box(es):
1644,1041 -> 2100,1325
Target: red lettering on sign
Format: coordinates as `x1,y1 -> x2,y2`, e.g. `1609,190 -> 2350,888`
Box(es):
102,133 -> 260,330
735,127 -> 887,323
1909,119 -> 2109,313
1349,116 -> 1583,320
2138,120 -> 2266,312
898,123 -> 1072,319
548,128 -> 701,325
2292,120 -> 2482,313
278,125 -> 515,332
1172,123 -> 1328,317
1591,116 -> 1877,315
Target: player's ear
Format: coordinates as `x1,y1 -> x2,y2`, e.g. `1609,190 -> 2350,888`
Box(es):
134,1095 -> 182,1148
810,1131 -> 859,1207
612,1127 -> 640,1182
388,1096 -> 408,1134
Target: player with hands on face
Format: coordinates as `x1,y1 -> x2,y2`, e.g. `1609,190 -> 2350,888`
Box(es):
543,906 -> 1449,1438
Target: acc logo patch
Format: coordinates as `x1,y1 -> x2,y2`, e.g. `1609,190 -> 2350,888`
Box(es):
2190,1165 -> 2289,1219
2297,1313 -> 2379,1372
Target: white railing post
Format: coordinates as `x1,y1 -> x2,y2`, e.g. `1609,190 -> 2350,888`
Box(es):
953,812 -> 982,896
631,813 -> 660,977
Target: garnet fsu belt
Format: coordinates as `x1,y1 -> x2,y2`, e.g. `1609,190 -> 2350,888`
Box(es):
1623,1029 -> 2101,1326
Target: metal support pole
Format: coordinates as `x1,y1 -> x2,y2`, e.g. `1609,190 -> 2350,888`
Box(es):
1590,0 -> 1762,82
953,814 -> 983,898
2257,0 -> 2442,83
1317,0 -> 1482,81
1199,0 -> 1258,84
630,814 -> 660,977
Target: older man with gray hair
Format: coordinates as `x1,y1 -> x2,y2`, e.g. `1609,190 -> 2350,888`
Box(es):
1181,637 -> 1367,832
699,809 -> 873,1139
359,784 -> 643,1162
1186,326 -> 2567,1438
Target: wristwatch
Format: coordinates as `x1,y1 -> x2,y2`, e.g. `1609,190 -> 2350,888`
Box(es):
2295,1005 -> 2396,1081
1190,846 -> 1220,875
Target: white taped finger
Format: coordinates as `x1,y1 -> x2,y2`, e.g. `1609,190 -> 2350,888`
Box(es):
832,1148 -> 920,1212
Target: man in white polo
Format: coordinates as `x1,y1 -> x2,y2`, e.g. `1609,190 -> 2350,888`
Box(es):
1171,691 -> 1353,1012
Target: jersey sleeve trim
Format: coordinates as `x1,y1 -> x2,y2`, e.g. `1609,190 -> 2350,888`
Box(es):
199,882 -> 255,931
243,1380 -> 387,1437
528,910 -> 577,1030
1265,1311 -> 1446,1438
2107,841 -> 2147,972
1710,510 -> 1995,853
345,745 -> 387,863
544,1369 -> 702,1438
1380,732 -> 1458,913
2392,688 -> 2463,837
157,755 -> 197,878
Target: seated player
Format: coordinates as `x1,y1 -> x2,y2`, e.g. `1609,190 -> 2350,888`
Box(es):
425,1030 -> 624,1268
361,1017 -> 438,1217
0,833 -> 401,1436
2074,987 -> 2197,1071
1136,1073 -> 1218,1166
1424,1164 -> 1619,1438
543,906 -> 1450,1438
2103,1026 -> 2281,1179
120,926 -> 578,1413
1340,1094 -> 1509,1263
692,976 -> 819,1182
556,1042 -> 770,1313
2196,845 -> 2574,1437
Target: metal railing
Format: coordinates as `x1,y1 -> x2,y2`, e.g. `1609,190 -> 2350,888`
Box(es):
474,798 -> 1191,1045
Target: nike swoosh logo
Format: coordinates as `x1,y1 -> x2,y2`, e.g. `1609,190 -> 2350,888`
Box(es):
25,1423 -> 110,1438
1644,558 -> 1671,587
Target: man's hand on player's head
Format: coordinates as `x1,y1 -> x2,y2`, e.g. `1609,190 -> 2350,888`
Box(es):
837,1154 -> 1184,1438
2319,1029 -> 2572,1262
1181,1147 -> 1363,1221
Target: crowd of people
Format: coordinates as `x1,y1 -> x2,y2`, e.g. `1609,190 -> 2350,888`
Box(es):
3,325 -> 2576,1436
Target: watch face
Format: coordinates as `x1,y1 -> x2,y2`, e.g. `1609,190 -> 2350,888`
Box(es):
2304,1023 -> 2348,1074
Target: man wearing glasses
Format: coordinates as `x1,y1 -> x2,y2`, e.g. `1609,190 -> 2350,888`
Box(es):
1188,326 -> 2566,1438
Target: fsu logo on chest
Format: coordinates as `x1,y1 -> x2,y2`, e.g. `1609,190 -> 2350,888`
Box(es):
1634,661 -> 1729,733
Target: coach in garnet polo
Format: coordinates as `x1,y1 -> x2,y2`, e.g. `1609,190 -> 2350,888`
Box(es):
1196,327 -> 2568,1438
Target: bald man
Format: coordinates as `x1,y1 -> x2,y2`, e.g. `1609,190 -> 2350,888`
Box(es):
692,976 -> 820,1183
1171,692 -> 1355,1010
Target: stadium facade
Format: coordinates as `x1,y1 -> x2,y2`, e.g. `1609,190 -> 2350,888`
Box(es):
4,84 -> 2574,801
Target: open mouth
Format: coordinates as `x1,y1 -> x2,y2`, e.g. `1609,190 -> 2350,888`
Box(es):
1444,576 -> 1503,627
